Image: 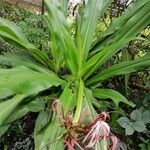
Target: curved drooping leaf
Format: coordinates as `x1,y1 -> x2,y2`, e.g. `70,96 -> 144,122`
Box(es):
6,98 -> 45,123
0,94 -> 26,126
0,17 -> 28,40
0,52 -> 40,67
0,98 -> 45,136
87,53 -> 150,85
92,88 -> 135,107
0,52 -> 57,77
0,66 -> 63,95
0,17 -> 50,68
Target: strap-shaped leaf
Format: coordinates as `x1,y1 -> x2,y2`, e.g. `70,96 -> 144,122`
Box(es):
106,4 -> 150,45
5,98 -> 45,124
45,0 -> 79,76
92,88 -> 135,107
91,0 -> 150,53
0,66 -> 63,95
50,33 -> 64,72
0,99 -> 45,136
44,14 -> 65,72
60,85 -> 77,115
34,103 -> 65,150
87,53 -> 150,85
83,38 -> 133,78
0,52 -> 58,77
0,52 -> 38,66
34,115 -> 64,150
84,88 -> 96,120
51,0 -> 68,17
83,3 -> 150,78
0,88 -> 14,100
0,17 -> 28,40
78,0 -> 110,63
73,79 -> 84,123
0,94 -> 26,126
0,17 -> 50,68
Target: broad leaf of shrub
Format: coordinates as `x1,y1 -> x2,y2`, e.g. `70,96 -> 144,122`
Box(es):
117,117 -> 130,128
125,125 -> 134,135
142,110 -> 150,124
132,121 -> 146,132
130,109 -> 142,121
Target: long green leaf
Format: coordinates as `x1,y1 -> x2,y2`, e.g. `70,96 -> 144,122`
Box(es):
5,98 -> 45,124
0,17 -> 50,68
87,53 -> 150,85
0,88 -> 14,100
84,88 -> 96,120
45,0 -> 79,75
0,98 -> 45,136
34,108 -> 65,150
0,66 -> 62,95
52,0 -> 68,17
91,0 -> 150,53
60,85 -> 77,115
0,94 -> 26,126
83,38 -> 133,78
83,3 -> 150,78
73,79 -> 84,123
0,52 -> 59,78
78,0 -> 110,63
92,88 -> 135,107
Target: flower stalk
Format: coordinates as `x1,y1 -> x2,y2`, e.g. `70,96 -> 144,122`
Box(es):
73,79 -> 84,124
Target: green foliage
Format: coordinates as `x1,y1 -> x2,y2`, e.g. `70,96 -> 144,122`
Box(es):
118,107 -> 150,135
138,137 -> 150,150
0,0 -> 150,149
17,15 -> 50,51
92,88 -> 135,107
0,1 -> 50,52
0,1 -> 31,22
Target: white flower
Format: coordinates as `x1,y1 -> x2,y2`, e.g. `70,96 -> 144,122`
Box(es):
69,0 -> 81,5
83,121 -> 110,149
111,136 -> 118,150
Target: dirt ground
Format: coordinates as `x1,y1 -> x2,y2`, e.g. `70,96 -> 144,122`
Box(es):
5,0 -> 42,12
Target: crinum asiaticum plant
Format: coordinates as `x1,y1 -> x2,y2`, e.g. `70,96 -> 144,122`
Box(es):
0,0 -> 150,149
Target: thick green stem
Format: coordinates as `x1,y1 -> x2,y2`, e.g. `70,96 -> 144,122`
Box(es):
73,79 -> 84,124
